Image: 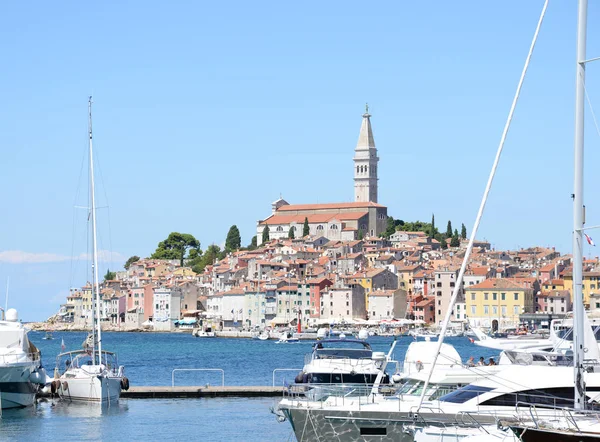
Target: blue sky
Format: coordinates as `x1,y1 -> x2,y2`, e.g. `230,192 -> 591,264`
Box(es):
1,1 -> 600,320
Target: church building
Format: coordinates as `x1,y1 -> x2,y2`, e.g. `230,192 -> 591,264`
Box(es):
256,108 -> 388,245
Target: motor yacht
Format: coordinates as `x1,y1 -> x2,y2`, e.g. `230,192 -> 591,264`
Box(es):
0,309 -> 48,408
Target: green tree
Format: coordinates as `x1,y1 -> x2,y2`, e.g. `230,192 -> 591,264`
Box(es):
446,221 -> 453,238
288,226 -> 295,239
191,244 -> 224,274
262,225 -> 270,244
429,214 -> 435,239
104,269 -> 116,281
461,223 -> 467,239
225,225 -> 241,252
247,236 -> 257,250
151,232 -> 200,267
382,216 -> 396,238
124,255 -> 140,270
302,217 -> 310,237
450,229 -> 460,247
358,229 -> 364,240
440,235 -> 448,250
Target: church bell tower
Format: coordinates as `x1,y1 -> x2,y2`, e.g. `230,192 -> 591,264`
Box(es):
353,105 -> 379,202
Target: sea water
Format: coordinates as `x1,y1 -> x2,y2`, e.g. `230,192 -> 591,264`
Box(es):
1,332 -> 499,441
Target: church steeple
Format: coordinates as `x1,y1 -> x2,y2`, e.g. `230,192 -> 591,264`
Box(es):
353,104 -> 379,203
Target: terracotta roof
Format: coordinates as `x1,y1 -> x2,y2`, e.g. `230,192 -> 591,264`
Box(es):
468,278 -> 529,290
276,202 -> 385,211
260,212 -> 368,225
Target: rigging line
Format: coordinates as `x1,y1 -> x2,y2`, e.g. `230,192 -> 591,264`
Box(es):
416,0 -> 549,412
69,133 -> 89,291
582,77 -> 600,143
91,133 -> 115,268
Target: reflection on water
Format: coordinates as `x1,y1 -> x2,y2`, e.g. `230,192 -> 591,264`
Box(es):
0,398 -> 292,442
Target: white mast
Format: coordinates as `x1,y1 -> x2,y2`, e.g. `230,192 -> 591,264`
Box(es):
88,96 -> 103,365
572,0 -> 588,411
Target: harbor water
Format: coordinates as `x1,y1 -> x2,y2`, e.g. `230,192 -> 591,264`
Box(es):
3,331 -> 499,441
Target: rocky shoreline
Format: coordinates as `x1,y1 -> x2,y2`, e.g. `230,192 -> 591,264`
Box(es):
26,322 -> 182,333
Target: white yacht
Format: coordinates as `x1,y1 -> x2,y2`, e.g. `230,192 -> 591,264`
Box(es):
53,97 -> 125,404
0,309 -> 48,408
292,339 -> 394,386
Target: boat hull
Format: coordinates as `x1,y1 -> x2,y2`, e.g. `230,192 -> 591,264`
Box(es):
59,375 -> 122,403
283,406 -> 416,442
0,363 -> 39,408
509,426 -> 600,442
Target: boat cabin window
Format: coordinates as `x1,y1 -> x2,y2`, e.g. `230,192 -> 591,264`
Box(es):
428,384 -> 461,400
315,349 -> 372,359
480,387 -> 600,409
307,373 -> 386,384
439,385 -> 495,404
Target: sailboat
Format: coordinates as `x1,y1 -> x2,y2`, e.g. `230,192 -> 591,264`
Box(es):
53,97 -> 126,403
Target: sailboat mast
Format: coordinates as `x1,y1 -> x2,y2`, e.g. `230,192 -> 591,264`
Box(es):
573,0 -> 588,411
88,96 -> 103,365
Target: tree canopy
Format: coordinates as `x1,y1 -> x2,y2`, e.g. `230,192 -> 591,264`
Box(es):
104,269 -> 116,281
190,244 -> 225,274
450,229 -> 460,247
225,225 -> 241,252
124,255 -> 140,270
288,226 -> 295,239
446,221 -> 453,238
429,214 -> 435,239
151,232 -> 200,267
461,223 -> 467,240
262,225 -> 270,244
302,217 -> 310,237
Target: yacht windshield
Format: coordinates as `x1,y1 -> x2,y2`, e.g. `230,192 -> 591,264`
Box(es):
439,385 -> 495,404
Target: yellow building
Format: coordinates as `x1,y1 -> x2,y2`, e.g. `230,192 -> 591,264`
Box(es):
465,278 -> 534,330
562,270 -> 600,307
347,268 -> 398,310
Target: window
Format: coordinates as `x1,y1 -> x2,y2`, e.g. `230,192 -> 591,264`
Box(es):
347,310 -> 350,315
492,306 -> 498,315
471,293 -> 476,301
492,293 -> 497,301
438,300 -> 441,306
484,305 -> 489,314
514,306 -> 519,315
276,226 -> 283,232
438,310 -> 442,315
450,282 -> 455,288
317,225 -> 324,231
346,301 -> 349,306
484,293 -> 489,301
439,385 -> 495,404
155,304 -> 159,309
514,293 -> 519,301
501,305 -> 507,315
330,224 -> 338,230
437,282 -> 442,288
437,291 -> 442,297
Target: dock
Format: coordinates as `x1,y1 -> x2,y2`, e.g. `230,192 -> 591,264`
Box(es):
38,386 -> 285,400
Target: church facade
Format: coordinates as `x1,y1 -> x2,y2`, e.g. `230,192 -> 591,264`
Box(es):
257,108 -> 388,245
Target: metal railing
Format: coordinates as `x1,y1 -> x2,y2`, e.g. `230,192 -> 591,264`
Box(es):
171,368 -> 225,387
272,368 -> 302,387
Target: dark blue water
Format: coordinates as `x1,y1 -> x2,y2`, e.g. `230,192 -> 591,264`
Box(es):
30,332 -> 499,387
1,332 -> 499,441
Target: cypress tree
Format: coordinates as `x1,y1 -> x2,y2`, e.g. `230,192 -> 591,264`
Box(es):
446,221 -> 453,238
302,217 -> 310,236
430,214 -> 435,239
450,229 -> 460,247
288,226 -> 295,239
461,223 -> 467,239
262,225 -> 270,244
225,225 -> 241,252
440,236 -> 448,250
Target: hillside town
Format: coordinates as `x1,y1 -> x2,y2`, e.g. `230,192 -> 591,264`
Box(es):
49,109 -> 595,333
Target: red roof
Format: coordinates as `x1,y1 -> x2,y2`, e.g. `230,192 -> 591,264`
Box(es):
277,202 -> 385,211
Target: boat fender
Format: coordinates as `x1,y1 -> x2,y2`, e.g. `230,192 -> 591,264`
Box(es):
62,381 -> 68,391
121,377 -> 130,391
294,372 -> 304,384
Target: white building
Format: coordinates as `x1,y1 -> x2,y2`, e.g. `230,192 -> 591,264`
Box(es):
367,289 -> 407,321
320,285 -> 366,322
221,288 -> 246,329
153,287 -> 181,331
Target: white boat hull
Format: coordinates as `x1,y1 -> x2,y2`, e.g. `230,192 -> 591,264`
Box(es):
59,374 -> 122,403
0,362 -> 40,408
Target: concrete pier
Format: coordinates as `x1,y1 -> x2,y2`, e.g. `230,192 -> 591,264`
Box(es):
122,386 -> 284,398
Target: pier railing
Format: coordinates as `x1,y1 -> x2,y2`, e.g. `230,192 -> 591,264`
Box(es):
172,368 -> 225,387
272,369 -> 302,387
